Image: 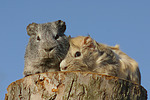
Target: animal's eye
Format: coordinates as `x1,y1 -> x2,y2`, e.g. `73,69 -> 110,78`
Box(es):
55,34 -> 59,40
100,51 -> 104,55
75,51 -> 81,57
37,36 -> 41,41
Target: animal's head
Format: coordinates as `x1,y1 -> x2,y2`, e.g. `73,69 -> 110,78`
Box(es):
60,36 -> 100,71
25,20 -> 69,62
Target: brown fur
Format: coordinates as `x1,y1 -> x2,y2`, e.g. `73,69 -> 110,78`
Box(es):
109,45 -> 141,84
60,36 -> 141,84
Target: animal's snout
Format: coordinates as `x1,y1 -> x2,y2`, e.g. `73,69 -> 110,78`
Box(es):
61,66 -> 68,71
44,47 -> 55,52
60,60 -> 68,71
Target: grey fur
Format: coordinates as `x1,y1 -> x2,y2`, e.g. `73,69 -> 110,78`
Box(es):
24,20 -> 69,76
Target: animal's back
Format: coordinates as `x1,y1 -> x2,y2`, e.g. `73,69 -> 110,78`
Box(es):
110,45 -> 141,84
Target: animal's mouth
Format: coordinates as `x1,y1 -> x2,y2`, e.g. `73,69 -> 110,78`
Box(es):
40,58 -> 54,67
42,58 -> 52,62
61,65 -> 71,71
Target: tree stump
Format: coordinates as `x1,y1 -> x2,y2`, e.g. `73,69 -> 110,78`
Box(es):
5,71 -> 147,100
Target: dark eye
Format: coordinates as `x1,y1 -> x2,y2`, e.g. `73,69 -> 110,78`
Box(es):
100,51 -> 104,55
55,34 -> 59,40
37,36 -> 41,41
75,51 -> 81,57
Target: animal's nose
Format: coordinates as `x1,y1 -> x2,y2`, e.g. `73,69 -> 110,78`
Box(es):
44,47 -> 54,52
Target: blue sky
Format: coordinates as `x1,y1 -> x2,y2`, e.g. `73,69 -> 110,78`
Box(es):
0,1 -> 150,99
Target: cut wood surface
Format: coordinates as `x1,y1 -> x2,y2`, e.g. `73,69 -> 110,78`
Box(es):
5,71 -> 147,100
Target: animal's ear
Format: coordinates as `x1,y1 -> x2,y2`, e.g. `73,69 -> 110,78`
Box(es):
68,35 -> 71,39
26,23 -> 38,36
55,20 -> 66,34
82,36 -> 96,49
114,44 -> 120,49
110,44 -> 120,50
68,35 -> 72,41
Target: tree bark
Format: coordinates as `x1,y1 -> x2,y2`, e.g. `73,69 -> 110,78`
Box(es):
5,71 -> 147,100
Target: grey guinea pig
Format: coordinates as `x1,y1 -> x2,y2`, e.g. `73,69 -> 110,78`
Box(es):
23,20 -> 70,76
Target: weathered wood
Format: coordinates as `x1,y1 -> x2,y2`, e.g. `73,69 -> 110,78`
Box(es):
5,71 -> 147,100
